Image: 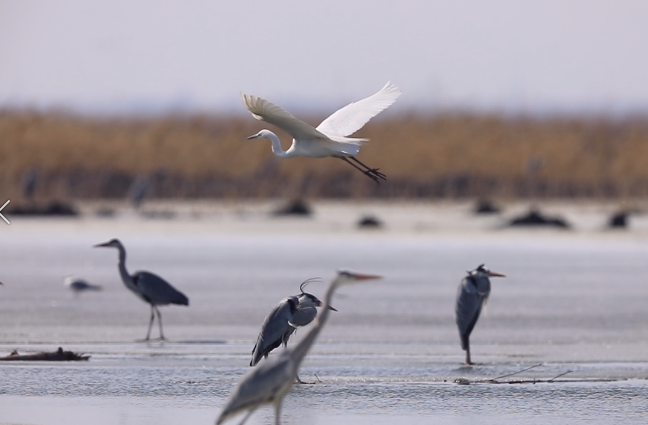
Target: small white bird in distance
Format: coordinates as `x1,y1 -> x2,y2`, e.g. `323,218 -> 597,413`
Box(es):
241,82 -> 401,183
64,276 -> 102,297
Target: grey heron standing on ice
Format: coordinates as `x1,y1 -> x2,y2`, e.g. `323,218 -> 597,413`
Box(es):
94,239 -> 189,341
216,270 -> 381,425
241,82 -> 401,183
455,264 -> 506,364
250,278 -> 337,383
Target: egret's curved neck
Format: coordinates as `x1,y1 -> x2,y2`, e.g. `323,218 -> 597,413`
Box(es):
290,278 -> 339,365
265,131 -> 292,159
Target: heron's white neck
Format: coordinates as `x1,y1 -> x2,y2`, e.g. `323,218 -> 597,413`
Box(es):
263,131 -> 294,159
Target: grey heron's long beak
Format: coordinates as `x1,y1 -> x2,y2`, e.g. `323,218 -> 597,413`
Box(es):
315,299 -> 338,311
246,134 -> 260,140
350,273 -> 383,281
93,241 -> 111,248
488,271 -> 506,278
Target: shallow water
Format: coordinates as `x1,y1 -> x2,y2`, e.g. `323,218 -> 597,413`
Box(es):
1,202 -> 648,424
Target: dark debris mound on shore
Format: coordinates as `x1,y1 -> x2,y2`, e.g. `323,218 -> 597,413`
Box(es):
272,199 -> 313,217
507,208 -> 570,229
8,201 -> 78,217
0,347 -> 90,361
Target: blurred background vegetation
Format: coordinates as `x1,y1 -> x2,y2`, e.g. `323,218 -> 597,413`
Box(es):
2,110 -> 648,203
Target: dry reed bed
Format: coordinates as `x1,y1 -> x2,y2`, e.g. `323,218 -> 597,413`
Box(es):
1,110 -> 648,200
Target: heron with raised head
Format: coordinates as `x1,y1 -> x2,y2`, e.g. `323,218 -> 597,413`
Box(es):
455,264 -> 506,365
241,82 -> 401,183
216,270 -> 381,425
250,278 -> 337,383
64,276 -> 102,296
94,238 -> 189,341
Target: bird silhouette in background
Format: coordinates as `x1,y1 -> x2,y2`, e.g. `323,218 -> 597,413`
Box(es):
64,276 -> 102,297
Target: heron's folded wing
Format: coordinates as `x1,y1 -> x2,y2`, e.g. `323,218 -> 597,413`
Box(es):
241,93 -> 329,141
316,82 -> 401,138
455,280 -> 483,335
255,300 -> 295,348
133,271 -> 189,305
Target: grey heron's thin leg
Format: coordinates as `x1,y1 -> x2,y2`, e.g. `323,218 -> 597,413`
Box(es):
349,156 -> 387,180
237,408 -> 257,425
295,374 -> 314,385
339,158 -> 379,183
274,401 -> 283,425
154,306 -> 167,341
465,343 -> 472,365
141,304 -> 155,341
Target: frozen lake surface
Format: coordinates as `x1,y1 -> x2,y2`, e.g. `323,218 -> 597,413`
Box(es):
1,201 -> 647,424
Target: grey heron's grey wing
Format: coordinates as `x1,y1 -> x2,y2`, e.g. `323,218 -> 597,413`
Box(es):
288,305 -> 317,328
455,278 -> 485,341
251,299 -> 296,366
132,271 -> 189,306
218,354 -> 295,424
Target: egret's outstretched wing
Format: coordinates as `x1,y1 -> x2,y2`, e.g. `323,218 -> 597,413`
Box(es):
241,93 -> 329,141
316,82 -> 401,138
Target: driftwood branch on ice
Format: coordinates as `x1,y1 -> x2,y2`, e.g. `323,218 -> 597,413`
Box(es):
0,347 -> 90,361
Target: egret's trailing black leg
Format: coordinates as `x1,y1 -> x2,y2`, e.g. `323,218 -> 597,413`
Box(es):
339,157 -> 379,183
349,157 -> 387,180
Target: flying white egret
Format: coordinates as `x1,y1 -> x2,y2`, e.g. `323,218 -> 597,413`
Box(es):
455,264 -> 506,364
216,270 -> 381,425
241,82 -> 401,183
94,239 -> 189,341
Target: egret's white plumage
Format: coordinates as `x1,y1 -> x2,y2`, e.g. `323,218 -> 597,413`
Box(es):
241,82 -> 401,182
